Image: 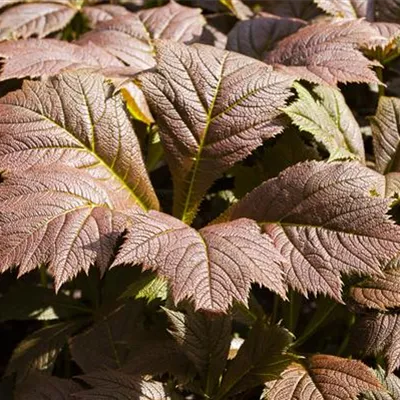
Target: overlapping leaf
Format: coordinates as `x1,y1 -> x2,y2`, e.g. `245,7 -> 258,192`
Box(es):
226,13 -> 306,59
263,355 -> 381,400
0,71 -> 158,287
360,366 -> 400,400
219,161 -> 400,301
0,70 -> 157,210
82,4 -> 131,28
70,301 -> 144,372
257,0 -> 320,20
14,374 -> 81,400
264,20 -> 380,85
217,321 -> 294,398
140,41 -> 293,223
349,269 -> 400,311
371,96 -> 400,174
6,321 -> 83,381
0,167 -> 130,287
284,83 -> 365,161
376,0 -> 400,22
113,210 -> 286,313
0,39 -> 122,81
355,313 -> 400,372
314,0 -> 373,19
166,308 -> 231,394
76,372 -> 168,400
0,2 -> 78,40
78,1 -> 205,70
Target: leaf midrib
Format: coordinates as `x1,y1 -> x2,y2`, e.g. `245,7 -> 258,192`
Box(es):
7,103 -> 148,210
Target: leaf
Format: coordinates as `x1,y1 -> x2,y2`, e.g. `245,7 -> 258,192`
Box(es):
70,301 -> 144,372
360,365 -> 400,399
218,161 -> 400,301
217,320 -> 294,398
264,20 -> 380,85
376,0 -> 400,22
6,321 -> 84,381
0,70 -> 158,210
166,308 -> 231,395
355,312 -> 400,373
260,0 -> 321,20
78,1 -> 205,70
113,210 -> 286,313
0,2 -> 77,40
314,0 -> 373,19
284,82 -> 365,161
140,41 -> 293,223
15,374 -> 81,400
0,282 -> 90,322
0,167 -> 132,287
76,371 -> 168,400
226,12 -> 306,59
82,4 -> 131,28
0,39 -> 122,82
349,269 -> 400,311
121,325 -> 196,382
371,96 -> 400,174
263,355 -> 381,400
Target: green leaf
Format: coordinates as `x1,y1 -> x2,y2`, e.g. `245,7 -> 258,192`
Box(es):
284,82 -> 365,161
360,365 -> 400,399
121,272 -> 168,303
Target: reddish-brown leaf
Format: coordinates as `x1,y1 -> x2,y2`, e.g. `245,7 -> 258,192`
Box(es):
219,161 -> 400,301
264,20 -> 380,85
0,39 -> 122,81
113,210 -> 286,313
263,355 -> 381,400
355,312 -> 400,373
78,1 -> 205,70
0,2 -> 77,40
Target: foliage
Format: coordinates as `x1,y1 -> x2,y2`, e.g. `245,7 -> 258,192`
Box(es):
0,0 -> 400,399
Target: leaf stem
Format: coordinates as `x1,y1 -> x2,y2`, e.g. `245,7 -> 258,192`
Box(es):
376,67 -> 385,97
337,313 -> 355,356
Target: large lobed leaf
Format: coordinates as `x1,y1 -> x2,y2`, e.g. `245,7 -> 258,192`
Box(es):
0,1 -> 77,40
264,20 -> 380,85
263,355 -> 381,400
0,70 -> 157,210
219,161 -> 400,301
140,41 -> 294,223
78,1 -> 205,71
0,71 -> 158,288
284,83 -> 365,161
113,210 -> 286,313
